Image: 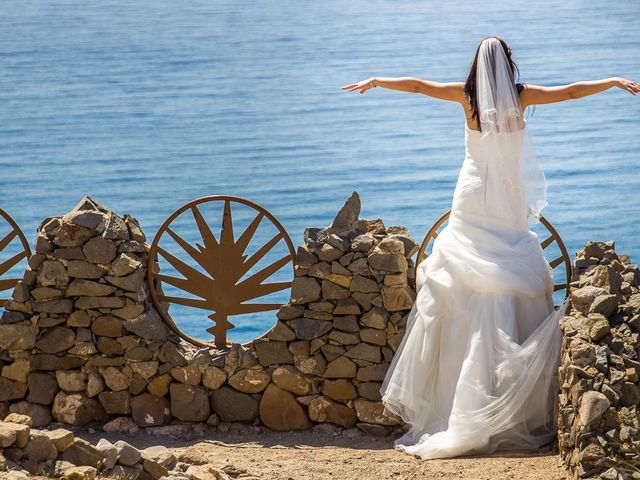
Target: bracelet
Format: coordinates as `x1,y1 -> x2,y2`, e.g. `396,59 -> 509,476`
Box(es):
370,78 -> 377,88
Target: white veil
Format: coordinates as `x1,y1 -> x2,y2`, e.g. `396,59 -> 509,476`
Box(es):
475,37 -> 548,222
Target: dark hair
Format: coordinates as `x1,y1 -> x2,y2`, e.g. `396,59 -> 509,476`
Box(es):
464,36 -> 528,131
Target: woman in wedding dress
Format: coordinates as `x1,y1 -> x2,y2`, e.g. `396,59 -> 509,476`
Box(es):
341,36 -> 639,460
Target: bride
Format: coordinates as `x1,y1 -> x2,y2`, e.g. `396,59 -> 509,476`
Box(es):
341,36 -> 639,460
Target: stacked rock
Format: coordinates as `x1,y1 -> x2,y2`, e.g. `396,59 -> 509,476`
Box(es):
265,191 -> 418,434
558,240 -> 640,480
0,196 -> 178,427
0,414 -> 256,479
0,192 -> 419,439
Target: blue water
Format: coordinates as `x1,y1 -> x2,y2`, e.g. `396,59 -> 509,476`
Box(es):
1,1 -> 639,344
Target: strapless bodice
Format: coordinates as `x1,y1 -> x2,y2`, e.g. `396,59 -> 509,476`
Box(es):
452,122 -> 529,231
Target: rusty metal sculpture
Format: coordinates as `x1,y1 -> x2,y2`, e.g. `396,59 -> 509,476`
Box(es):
0,209 -> 32,308
415,210 -> 572,303
147,196 -> 296,349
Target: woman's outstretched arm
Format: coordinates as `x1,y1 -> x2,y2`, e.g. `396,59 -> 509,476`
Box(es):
342,77 -> 466,103
521,77 -> 639,107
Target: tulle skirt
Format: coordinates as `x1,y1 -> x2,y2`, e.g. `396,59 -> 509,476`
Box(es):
379,209 -> 570,459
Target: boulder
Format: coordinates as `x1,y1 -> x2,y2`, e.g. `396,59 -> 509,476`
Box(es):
253,340 -> 293,366
131,393 -> 171,427
98,391 -> 131,415
1,359 -> 30,383
37,260 -> 69,288
62,438 -> 103,469
82,236 -> 117,264
169,384 -> 210,422
0,377 -> 28,401
210,386 -> 259,423
96,438 -> 118,470
91,316 -> 124,337
101,367 -> 129,392
228,368 -> 270,393
8,401 -> 53,427
578,391 -> 611,427
67,279 -> 116,297
272,365 -> 312,395
1,421 -> 29,448
44,429 -> 75,453
307,396 -> 357,428
104,269 -> 145,292
52,223 -> 97,248
259,384 -> 312,431
353,398 -> 401,426
35,327 -> 75,354
290,277 -> 321,304
114,440 -> 141,466
56,371 -> 87,392
329,191 -> 360,234
141,445 -> 176,469
52,392 -> 107,426
124,312 -> 168,340
62,466 -> 97,480
0,324 -> 37,351
201,367 -> 226,390
170,365 -> 202,386
22,430 -> 58,462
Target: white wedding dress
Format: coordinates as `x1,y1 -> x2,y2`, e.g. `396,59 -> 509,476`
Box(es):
380,120 -> 570,459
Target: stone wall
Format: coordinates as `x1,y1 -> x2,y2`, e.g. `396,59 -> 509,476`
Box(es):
0,194 -> 415,437
8,194 -> 640,478
558,240 -> 640,479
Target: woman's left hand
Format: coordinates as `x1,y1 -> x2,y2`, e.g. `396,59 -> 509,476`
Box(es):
341,77 -> 376,94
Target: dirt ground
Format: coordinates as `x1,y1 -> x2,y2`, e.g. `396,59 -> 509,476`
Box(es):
72,425 -> 570,480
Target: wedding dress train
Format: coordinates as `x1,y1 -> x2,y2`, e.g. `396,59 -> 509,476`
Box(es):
379,122 -> 570,459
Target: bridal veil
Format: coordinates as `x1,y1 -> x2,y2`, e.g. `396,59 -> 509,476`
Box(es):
476,36 -> 549,222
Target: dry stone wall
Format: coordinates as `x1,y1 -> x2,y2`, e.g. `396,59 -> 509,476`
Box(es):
558,240 -> 640,480
0,193 -> 415,438
11,193 -> 640,479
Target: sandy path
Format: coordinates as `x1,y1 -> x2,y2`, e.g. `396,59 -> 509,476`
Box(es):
73,426 -> 570,480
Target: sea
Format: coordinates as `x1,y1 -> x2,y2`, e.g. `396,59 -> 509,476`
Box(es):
1,1 -> 639,343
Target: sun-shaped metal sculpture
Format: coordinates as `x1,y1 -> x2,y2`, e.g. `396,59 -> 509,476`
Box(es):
0,208 -> 32,308
147,195 -> 296,349
415,210 -> 572,303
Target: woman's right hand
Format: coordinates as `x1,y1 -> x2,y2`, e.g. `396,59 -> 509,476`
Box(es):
614,77 -> 640,95
341,77 -> 376,94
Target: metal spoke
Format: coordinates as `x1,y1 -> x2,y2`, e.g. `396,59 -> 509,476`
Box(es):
0,229 -> 18,252
540,235 -> 555,249
0,209 -> 31,307
156,246 -> 212,287
549,255 -> 564,269
148,196 -> 296,349
235,211 -> 264,258
0,278 -> 19,292
191,205 -> 219,252
415,210 -> 571,301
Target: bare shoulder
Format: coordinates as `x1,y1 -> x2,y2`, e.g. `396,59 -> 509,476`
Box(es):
415,79 -> 467,103
519,82 -> 574,107
445,82 -> 467,103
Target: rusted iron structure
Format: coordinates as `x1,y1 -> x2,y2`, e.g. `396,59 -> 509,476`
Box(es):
146,195 -> 296,349
0,200 -> 572,348
0,209 -> 32,308
415,209 -> 572,304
